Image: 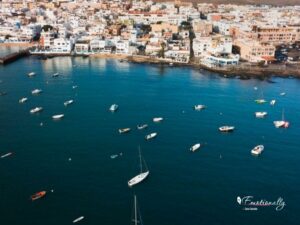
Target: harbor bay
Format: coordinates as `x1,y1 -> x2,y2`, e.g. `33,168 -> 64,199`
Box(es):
0,57 -> 299,225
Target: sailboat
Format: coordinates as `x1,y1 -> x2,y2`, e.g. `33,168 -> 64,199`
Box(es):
131,195 -> 143,225
255,90 -> 266,104
128,148 -> 149,187
273,109 -> 289,128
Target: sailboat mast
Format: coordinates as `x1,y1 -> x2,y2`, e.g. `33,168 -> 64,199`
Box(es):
139,146 -> 142,173
134,195 -> 137,225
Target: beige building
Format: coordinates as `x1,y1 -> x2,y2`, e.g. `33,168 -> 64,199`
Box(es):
151,23 -> 178,34
234,39 -> 276,63
253,26 -> 300,45
192,20 -> 213,37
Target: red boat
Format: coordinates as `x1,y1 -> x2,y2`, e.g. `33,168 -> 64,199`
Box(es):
31,191 -> 46,201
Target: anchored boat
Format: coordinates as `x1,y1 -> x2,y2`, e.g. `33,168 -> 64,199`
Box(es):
145,132 -> 157,140
128,147 -> 149,187
190,143 -> 201,152
251,145 -> 264,156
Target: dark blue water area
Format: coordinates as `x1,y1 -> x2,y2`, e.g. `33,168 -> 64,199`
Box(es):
0,57 -> 299,225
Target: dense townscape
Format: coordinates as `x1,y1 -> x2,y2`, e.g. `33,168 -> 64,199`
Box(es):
1,0 -> 300,67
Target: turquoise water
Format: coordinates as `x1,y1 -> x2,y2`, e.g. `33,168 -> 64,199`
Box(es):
0,57 -> 299,225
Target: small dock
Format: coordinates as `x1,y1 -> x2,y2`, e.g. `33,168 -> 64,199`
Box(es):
0,49 -> 29,65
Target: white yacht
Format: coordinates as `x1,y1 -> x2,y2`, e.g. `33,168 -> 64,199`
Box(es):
109,104 -> 118,112
274,109 -> 289,128
19,97 -> 28,103
251,145 -> 264,156
153,117 -> 163,122
128,148 -> 149,187
137,124 -> 148,130
119,128 -> 131,134
194,105 -> 206,110
255,112 -> 267,118
145,132 -> 157,140
30,107 -> 43,114
52,114 -> 64,120
280,92 -> 286,96
28,72 -> 35,77
190,143 -> 201,152
219,126 -> 235,132
73,216 -> 84,223
52,72 -> 59,77
270,100 -> 276,105
31,89 -> 42,95
255,99 -> 266,104
64,100 -> 74,106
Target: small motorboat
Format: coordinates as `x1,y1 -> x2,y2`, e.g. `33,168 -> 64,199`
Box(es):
30,107 -> 43,114
52,114 -> 64,120
280,92 -> 286,96
30,191 -> 46,201
270,100 -> 276,105
119,128 -> 131,134
110,154 -> 119,159
145,132 -> 157,140
273,121 -> 289,128
137,124 -> 148,130
1,152 -> 13,158
31,89 -> 42,95
219,126 -> 235,132
64,100 -> 74,106
72,85 -> 78,89
190,143 -> 201,152
274,109 -> 289,128
73,216 -> 84,223
251,145 -> 264,156
109,104 -> 118,112
153,117 -> 163,122
19,97 -> 28,103
52,72 -> 59,77
255,99 -> 266,104
28,72 -> 35,77
255,112 -> 267,118
194,105 -> 206,110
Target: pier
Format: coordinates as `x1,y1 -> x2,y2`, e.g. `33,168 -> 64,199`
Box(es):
0,49 -> 29,65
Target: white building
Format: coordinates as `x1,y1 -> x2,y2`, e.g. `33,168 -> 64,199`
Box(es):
51,38 -> 73,53
115,40 -> 130,54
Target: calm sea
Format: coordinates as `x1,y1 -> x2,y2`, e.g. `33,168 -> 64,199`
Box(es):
0,57 -> 299,225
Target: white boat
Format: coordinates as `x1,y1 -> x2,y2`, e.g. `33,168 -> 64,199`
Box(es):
64,100 -> 74,106
280,92 -> 286,96
119,128 -> 131,134
251,145 -> 264,156
255,112 -> 268,118
190,143 -> 201,152
128,148 -> 149,187
270,100 -> 276,105
274,109 -> 289,128
153,117 -> 163,122
145,132 -> 157,140
219,126 -> 235,132
194,105 -> 206,110
52,72 -> 59,77
72,85 -> 78,89
137,124 -> 148,130
30,107 -> 43,114
19,97 -> 28,103
28,72 -> 35,77
109,104 -> 118,112
52,114 -> 64,120
255,99 -> 266,104
1,152 -> 12,158
73,216 -> 84,223
31,89 -> 42,95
